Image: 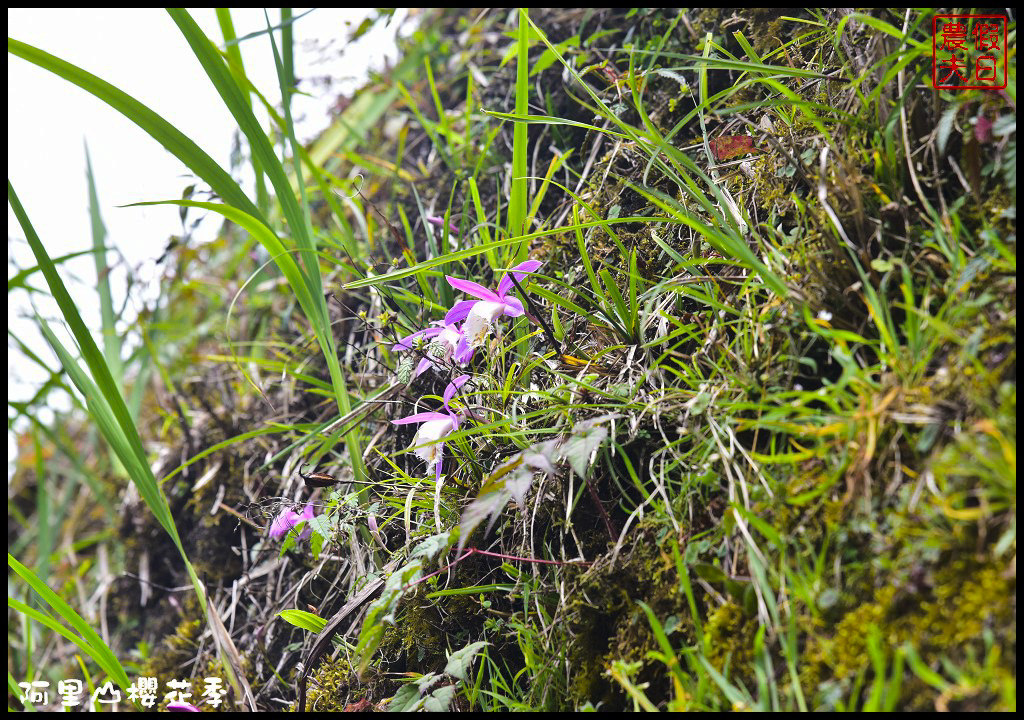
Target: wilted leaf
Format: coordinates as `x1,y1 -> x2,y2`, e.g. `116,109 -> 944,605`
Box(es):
709,134 -> 757,162
445,641 -> 490,682
562,424 -> 608,477
505,469 -> 534,507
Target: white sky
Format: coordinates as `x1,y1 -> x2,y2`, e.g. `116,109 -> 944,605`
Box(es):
7,8 -> 403,466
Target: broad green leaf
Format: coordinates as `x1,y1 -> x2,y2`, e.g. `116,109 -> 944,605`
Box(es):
278,610 -> 328,633
387,683 -> 423,712
355,560 -> 424,674
422,685 -> 456,712
445,641 -> 489,682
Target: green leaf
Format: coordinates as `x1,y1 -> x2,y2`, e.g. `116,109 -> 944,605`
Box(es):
387,682 -> 424,712
508,9 -> 531,247
9,554 -> 129,690
445,641 -> 490,682
355,560 -> 423,674
10,182 -> 179,548
936,103 -> 960,156
84,143 -> 121,384
278,609 -> 328,633
532,34 -> 579,76
422,685 -> 456,712
410,531 -> 453,562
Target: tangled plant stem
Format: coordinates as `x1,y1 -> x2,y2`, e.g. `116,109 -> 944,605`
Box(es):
408,547 -> 593,591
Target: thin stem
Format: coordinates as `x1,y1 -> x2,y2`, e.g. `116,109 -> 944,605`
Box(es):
407,547 -> 591,590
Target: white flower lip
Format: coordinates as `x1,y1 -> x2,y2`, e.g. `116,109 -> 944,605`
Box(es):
464,300 -> 505,347
439,326 -> 463,351
412,417 -> 456,468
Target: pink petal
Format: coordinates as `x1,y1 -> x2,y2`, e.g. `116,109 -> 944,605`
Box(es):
443,374 -> 471,405
446,276 -> 501,302
414,357 -> 434,377
297,503 -> 316,540
975,114 -> 993,144
435,443 -> 445,482
393,411 -> 451,425
394,327 -> 443,351
453,335 -> 474,364
497,259 -> 543,298
167,702 -> 200,712
427,215 -> 460,236
445,299 -> 478,325
269,509 -> 301,539
500,297 -> 525,317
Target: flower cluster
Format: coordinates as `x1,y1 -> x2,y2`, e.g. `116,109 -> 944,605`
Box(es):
391,259 -> 542,481
265,260 -> 541,541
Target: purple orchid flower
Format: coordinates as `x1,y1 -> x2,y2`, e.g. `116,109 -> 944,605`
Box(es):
392,374 -> 471,481
444,260 -> 543,348
426,215 -> 460,236
268,501 -> 316,540
166,701 -> 200,712
393,321 -> 474,377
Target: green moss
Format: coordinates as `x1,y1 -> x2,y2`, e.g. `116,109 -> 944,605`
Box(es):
704,601 -> 758,679
304,657 -> 360,712
560,524 -> 697,709
820,556 -> 1014,708
140,616 -> 204,708
830,585 -> 894,679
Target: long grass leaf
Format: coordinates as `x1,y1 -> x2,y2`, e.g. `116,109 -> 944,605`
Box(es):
84,143 -> 121,384
508,9 -> 531,250
9,554 -> 129,689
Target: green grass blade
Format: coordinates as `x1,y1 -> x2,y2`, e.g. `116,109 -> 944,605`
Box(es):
7,247 -> 104,292
9,184 -> 228,692
83,142 -> 122,385
508,9 -> 531,252
10,182 -> 175,532
9,553 -> 129,690
167,11 -> 360,479
165,9 -> 319,295
216,7 -> 269,213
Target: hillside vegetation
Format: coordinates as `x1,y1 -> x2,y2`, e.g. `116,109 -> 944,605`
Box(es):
9,8 -> 1016,712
